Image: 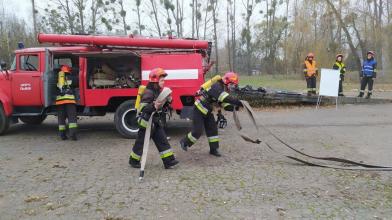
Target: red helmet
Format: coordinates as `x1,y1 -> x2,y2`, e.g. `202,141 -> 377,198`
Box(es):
367,51 -> 375,56
222,72 -> 239,85
61,65 -> 71,73
307,53 -> 314,58
149,68 -> 168,82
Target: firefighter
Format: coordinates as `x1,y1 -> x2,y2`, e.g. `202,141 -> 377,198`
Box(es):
56,65 -> 78,141
129,68 -> 179,169
180,72 -> 243,157
303,53 -> 318,96
333,54 -> 346,96
358,51 -> 377,99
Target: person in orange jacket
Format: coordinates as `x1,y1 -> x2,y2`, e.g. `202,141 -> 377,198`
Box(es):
303,53 -> 318,96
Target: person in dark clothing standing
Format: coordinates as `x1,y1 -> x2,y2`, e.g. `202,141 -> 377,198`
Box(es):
129,68 -> 179,169
303,53 -> 319,96
358,51 -> 377,99
333,54 -> 347,96
56,65 -> 78,141
180,72 -> 243,157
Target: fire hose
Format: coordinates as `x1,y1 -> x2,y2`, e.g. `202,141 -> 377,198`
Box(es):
139,87 -> 173,181
234,100 -> 392,171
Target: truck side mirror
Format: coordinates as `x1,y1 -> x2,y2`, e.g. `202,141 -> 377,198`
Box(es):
0,61 -> 6,70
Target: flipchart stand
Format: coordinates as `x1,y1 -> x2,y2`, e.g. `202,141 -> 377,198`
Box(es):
316,69 -> 340,110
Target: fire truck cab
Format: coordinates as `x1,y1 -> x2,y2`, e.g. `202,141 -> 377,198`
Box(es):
0,34 -> 211,138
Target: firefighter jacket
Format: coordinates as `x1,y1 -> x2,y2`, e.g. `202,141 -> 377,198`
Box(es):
333,61 -> 346,75
361,58 -> 377,78
56,71 -> 76,105
194,81 -> 242,115
137,88 -> 170,128
303,60 -> 318,77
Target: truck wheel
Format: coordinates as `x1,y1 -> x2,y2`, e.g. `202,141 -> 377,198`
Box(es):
0,103 -> 10,135
114,100 -> 138,139
19,115 -> 47,125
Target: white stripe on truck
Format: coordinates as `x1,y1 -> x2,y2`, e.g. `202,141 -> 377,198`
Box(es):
142,69 -> 199,80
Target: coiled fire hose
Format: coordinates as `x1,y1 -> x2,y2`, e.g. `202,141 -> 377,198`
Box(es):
234,100 -> 392,171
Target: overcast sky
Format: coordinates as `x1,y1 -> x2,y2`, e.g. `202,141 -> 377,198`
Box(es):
1,0 -> 32,23
1,0 -> 287,41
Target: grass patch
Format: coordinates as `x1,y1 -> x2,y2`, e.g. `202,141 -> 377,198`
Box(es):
240,74 -> 392,92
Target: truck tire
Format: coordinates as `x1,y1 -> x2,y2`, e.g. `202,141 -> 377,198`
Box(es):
0,103 -> 10,135
114,100 -> 138,139
19,115 -> 47,125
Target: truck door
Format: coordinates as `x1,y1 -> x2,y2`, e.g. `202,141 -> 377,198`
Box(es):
11,53 -> 43,106
141,53 -> 204,110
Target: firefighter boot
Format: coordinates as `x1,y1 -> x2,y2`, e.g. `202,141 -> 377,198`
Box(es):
358,92 -> 364,98
162,156 -> 179,169
180,138 -> 188,151
129,157 -> 141,168
59,131 -> 68,140
210,148 -> 222,157
69,128 -> 78,141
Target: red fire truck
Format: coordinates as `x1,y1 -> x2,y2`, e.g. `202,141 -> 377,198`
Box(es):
0,34 -> 211,138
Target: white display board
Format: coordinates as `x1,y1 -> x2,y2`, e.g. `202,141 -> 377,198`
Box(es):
319,68 -> 340,97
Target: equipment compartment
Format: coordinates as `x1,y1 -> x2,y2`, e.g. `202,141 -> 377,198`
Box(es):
86,53 -> 141,89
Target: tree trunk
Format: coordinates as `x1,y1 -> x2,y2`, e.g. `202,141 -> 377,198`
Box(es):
74,0 -> 85,33
203,0 -> 210,40
211,0 -> 219,73
226,0 -> 232,71
119,0 -> 128,35
284,0 -> 289,74
31,0 -> 37,37
325,0 -> 362,73
136,0 -> 142,35
195,0 -> 199,39
150,0 -> 161,37
232,0 -> 236,72
192,0 -> 195,38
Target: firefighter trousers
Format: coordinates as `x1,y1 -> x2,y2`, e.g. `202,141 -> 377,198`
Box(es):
182,106 -> 219,152
360,76 -> 374,95
57,103 -> 77,136
306,76 -> 317,94
339,75 -> 344,95
130,123 -> 175,163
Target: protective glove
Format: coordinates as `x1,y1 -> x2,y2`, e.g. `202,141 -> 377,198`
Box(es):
216,111 -> 227,129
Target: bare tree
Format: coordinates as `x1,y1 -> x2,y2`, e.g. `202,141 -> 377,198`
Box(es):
117,0 -> 129,35
226,0 -> 232,70
149,0 -> 162,37
325,0 -> 362,73
31,0 -> 38,37
210,0 -> 219,73
162,0 -> 174,36
73,0 -> 86,33
135,0 -> 143,35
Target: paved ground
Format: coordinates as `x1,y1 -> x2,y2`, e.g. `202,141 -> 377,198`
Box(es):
1,103 -> 392,219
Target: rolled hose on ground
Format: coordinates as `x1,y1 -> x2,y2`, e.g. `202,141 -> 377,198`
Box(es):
234,100 -> 392,171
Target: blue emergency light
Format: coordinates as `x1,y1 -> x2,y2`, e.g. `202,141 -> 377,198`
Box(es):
18,42 -> 24,49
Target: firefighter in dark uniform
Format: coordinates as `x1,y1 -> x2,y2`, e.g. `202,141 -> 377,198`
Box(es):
333,54 -> 346,96
303,53 -> 318,96
180,72 -> 243,157
358,51 -> 377,99
129,68 -> 179,169
56,65 -> 78,140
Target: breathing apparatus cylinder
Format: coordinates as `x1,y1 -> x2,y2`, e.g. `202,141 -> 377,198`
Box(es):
135,85 -> 146,111
201,75 -> 222,91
